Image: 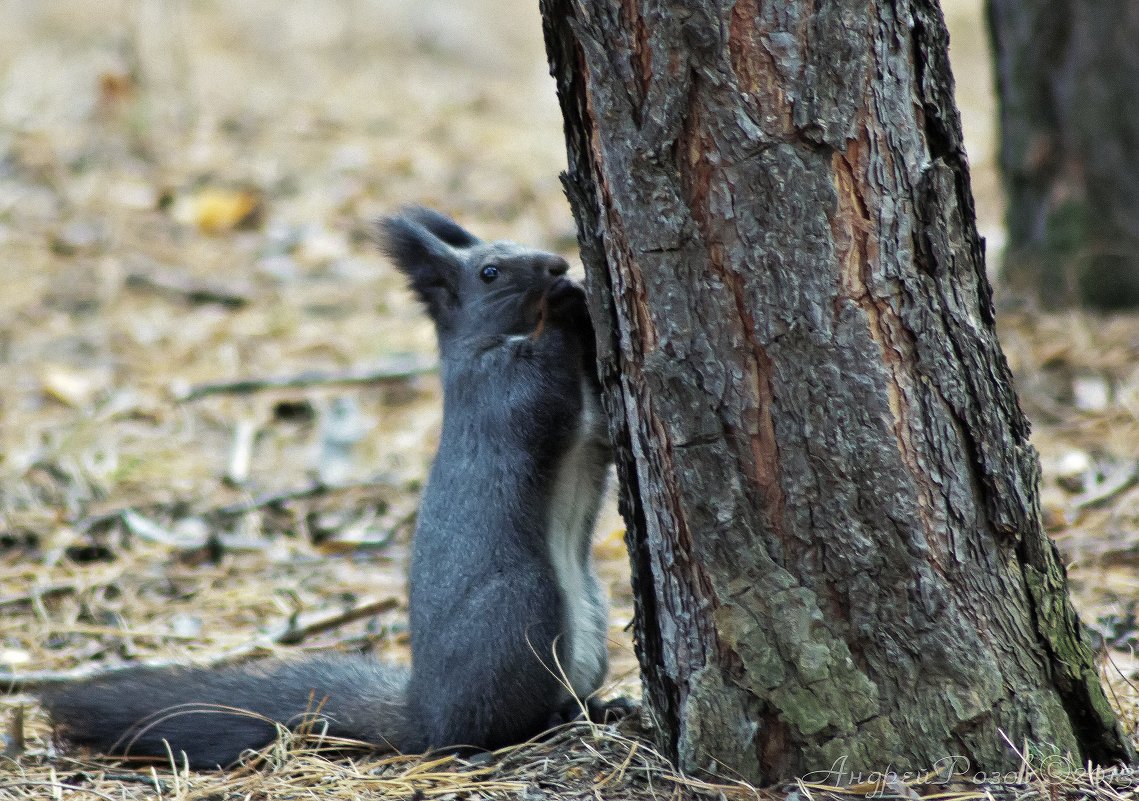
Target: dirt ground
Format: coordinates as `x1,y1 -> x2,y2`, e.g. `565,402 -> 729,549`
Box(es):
2,1 -> 1139,800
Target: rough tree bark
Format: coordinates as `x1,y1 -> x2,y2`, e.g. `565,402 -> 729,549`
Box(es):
988,0 -> 1139,309
540,0 -> 1134,784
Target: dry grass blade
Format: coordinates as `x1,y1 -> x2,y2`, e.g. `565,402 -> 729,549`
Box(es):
0,782 -> 120,801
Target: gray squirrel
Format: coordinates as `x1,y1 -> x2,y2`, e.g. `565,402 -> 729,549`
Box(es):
41,207 -> 616,767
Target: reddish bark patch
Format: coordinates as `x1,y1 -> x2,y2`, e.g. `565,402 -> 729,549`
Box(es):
728,0 -> 794,135
621,0 -> 652,101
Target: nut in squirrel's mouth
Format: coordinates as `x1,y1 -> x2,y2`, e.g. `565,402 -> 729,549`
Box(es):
544,276 -> 575,301
529,277 -> 576,340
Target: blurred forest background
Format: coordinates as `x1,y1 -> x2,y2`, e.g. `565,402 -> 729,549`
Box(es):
1,0 -> 1139,793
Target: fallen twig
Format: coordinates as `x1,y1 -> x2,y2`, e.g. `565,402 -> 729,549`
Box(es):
126,264 -> 253,308
1068,459 -> 1139,514
75,480 -> 396,536
2,596 -> 399,691
122,509 -> 204,549
176,355 -> 437,402
209,479 -> 394,518
0,583 -> 75,609
275,596 -> 400,646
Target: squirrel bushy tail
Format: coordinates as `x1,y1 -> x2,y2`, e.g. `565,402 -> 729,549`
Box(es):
41,656 -> 410,767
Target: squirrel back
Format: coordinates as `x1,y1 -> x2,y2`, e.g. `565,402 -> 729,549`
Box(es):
41,208 -> 612,767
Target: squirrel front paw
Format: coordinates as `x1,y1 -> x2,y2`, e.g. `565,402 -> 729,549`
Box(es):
544,279 -> 591,332
545,278 -> 586,312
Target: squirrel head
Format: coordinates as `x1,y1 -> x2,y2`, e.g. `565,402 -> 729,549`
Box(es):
378,207 -> 572,345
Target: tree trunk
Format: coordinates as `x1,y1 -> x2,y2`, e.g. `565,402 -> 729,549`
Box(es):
540,0 -> 1134,783
988,0 -> 1139,310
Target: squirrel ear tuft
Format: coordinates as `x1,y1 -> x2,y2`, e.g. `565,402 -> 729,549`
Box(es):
397,206 -> 481,249
376,211 -> 466,327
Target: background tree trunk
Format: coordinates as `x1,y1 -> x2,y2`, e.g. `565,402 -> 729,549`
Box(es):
541,0 -> 1134,783
988,0 -> 1139,309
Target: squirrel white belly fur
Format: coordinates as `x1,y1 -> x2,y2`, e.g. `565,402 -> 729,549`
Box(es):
41,207 -> 616,767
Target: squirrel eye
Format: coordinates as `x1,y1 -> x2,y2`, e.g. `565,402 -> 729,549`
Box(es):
479,265 -> 499,283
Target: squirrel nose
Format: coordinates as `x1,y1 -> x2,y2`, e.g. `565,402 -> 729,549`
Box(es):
547,257 -> 569,277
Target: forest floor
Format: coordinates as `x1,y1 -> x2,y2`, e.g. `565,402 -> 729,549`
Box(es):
2,2 -> 1139,800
